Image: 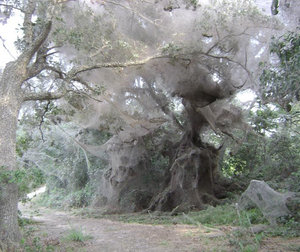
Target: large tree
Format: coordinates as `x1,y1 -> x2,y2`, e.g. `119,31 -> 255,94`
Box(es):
0,0 -> 284,248
0,0 -> 162,248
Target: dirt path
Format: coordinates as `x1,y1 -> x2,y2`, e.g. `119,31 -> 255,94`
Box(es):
18,202 -> 300,252
19,203 -> 229,252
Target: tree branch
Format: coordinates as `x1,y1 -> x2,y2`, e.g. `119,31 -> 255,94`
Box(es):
39,101 -> 51,141
0,3 -> 26,13
26,63 -> 48,80
144,81 -> 184,131
69,54 -> 169,77
202,52 -> 255,86
23,90 -> 67,102
20,21 -> 52,66
0,35 -> 15,60
104,0 -> 159,27
23,0 -> 36,46
70,81 -> 103,103
206,28 -> 251,55
45,66 -> 66,79
26,61 -> 65,81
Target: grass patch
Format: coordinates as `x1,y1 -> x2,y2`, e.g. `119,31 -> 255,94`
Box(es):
20,226 -> 59,252
91,204 -> 267,227
18,217 -> 41,227
266,218 -> 300,238
228,228 -> 264,252
181,205 -> 267,227
180,205 -> 238,226
63,228 -> 93,242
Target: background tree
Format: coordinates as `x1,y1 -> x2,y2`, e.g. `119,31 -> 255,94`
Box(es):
221,27 -> 300,193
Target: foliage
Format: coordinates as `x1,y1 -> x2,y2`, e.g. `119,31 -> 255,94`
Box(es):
94,204 -> 266,228
267,217 -> 300,238
225,31 -> 300,188
21,122 -> 111,208
221,101 -> 300,192
0,165 -> 44,199
229,229 -> 263,252
20,226 -> 57,252
260,31 -> 300,110
64,184 -> 95,208
16,130 -> 32,157
19,224 -> 91,251
180,205 -> 267,227
250,105 -> 279,135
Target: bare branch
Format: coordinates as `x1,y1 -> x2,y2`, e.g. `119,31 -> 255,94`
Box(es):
144,81 -> 184,131
39,101 -> 51,141
104,0 -> 159,27
71,77 -> 98,93
70,81 -> 103,103
0,3 -> 26,13
55,0 -> 76,4
206,28 -> 251,55
0,35 -> 15,60
202,52 -> 255,85
69,54 -> 169,77
45,66 -> 66,79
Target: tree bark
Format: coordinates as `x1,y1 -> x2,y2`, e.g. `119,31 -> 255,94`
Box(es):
0,62 -> 23,250
0,17 -> 52,249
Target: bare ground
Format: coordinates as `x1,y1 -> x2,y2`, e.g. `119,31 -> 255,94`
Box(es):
18,202 -> 300,252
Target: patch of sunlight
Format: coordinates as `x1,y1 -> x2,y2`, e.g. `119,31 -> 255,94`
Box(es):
27,185 -> 46,199
235,89 -> 257,103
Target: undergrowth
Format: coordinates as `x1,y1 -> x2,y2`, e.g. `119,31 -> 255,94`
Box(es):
63,228 -> 93,242
82,204 -> 267,227
19,218 -> 92,251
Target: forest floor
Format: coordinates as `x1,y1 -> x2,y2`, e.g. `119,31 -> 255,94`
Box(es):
18,201 -> 300,252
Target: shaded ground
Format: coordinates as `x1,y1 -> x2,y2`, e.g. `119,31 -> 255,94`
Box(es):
19,202 -> 300,252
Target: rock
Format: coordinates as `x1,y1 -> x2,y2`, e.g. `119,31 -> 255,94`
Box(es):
286,193 -> 300,221
233,224 -> 269,234
238,180 -> 296,225
250,224 -> 269,234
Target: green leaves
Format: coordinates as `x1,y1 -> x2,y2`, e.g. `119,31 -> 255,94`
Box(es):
0,165 -> 45,197
0,166 -> 28,194
260,31 -> 300,109
270,32 -> 300,64
161,42 -> 182,57
251,106 -> 279,135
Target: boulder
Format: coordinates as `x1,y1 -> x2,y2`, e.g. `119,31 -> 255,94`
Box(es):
238,180 -> 296,225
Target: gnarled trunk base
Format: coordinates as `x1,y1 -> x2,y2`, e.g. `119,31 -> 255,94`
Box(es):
93,134 -> 158,213
149,137 -> 221,213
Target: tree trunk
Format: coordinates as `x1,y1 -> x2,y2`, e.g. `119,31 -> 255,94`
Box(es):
148,133 -> 221,213
148,101 -> 225,213
0,62 -> 23,250
0,19 -> 52,249
0,102 -> 21,250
